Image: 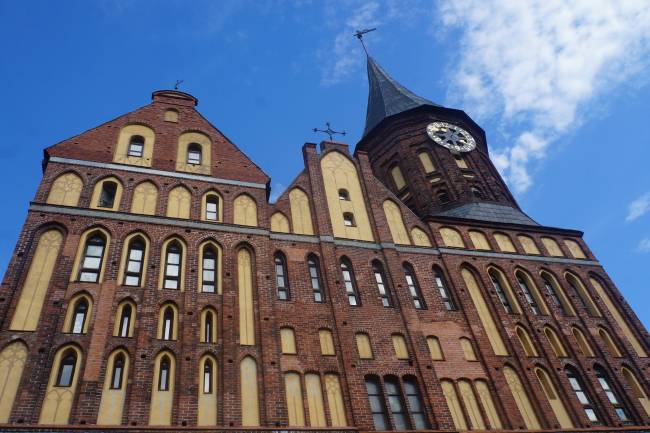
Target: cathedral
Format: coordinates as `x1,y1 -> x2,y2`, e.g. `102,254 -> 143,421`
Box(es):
0,54 -> 648,432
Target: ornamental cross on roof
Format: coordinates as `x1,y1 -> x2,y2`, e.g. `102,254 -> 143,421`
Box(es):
313,122 -> 346,141
353,27 -> 376,56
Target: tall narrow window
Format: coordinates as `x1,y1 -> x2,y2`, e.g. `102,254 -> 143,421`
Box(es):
404,377 -> 428,429
566,274 -> 600,317
205,196 -> 219,221
385,377 -> 409,430
187,143 -> 202,165
433,267 -> 456,310
99,181 -> 118,208
163,242 -> 182,290
404,264 -> 425,309
110,353 -> 125,389
158,356 -> 170,391
56,351 -> 77,387
71,298 -> 88,334
340,258 -> 360,306
128,135 -> 144,157
566,367 -> 599,423
594,366 -> 630,423
118,304 -> 132,337
308,256 -> 324,302
517,275 -> 541,315
365,376 -> 389,430
79,234 -> 106,283
203,359 -> 213,393
202,246 -> 216,293
204,311 -> 214,343
274,253 -> 289,300
372,261 -> 392,307
162,307 -> 174,341
542,275 -> 568,315
124,238 -> 145,286
490,271 -> 514,314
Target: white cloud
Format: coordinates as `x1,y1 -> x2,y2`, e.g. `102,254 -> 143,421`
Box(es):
626,192 -> 650,221
638,237 -> 650,252
438,0 -> 650,192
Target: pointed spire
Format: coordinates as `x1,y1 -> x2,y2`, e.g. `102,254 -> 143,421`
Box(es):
363,57 -> 441,136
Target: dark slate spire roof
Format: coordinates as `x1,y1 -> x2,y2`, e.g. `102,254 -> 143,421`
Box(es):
363,56 -> 441,136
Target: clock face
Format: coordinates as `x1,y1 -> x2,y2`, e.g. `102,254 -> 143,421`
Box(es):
426,122 -> 476,153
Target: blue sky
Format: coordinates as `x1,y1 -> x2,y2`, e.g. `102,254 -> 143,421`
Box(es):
1,0 -> 649,328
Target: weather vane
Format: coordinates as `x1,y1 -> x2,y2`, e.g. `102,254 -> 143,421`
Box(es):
174,79 -> 184,90
353,27 -> 376,55
313,122 -> 346,141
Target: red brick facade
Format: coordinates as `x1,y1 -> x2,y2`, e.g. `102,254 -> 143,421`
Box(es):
0,89 -> 648,432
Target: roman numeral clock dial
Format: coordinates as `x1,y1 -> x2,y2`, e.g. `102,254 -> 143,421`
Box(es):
426,121 -> 476,152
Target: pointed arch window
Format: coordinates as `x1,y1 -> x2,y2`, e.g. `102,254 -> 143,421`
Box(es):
124,238 -> 145,286
365,376 -> 389,430
110,353 -> 125,389
56,351 -> 77,387
158,356 -> 171,391
163,242 -> 182,290
372,261 -> 392,307
204,310 -> 215,343
433,267 -> 456,310
403,264 -> 425,309
128,135 -> 144,157
205,195 -> 219,221
566,366 -> 599,423
489,270 -> 514,314
517,275 -> 541,315
71,298 -> 89,334
202,246 -> 217,293
274,253 -> 289,300
542,275 -> 569,315
308,255 -> 325,302
594,366 -> 630,422
162,307 -> 174,341
79,234 -> 106,282
203,358 -> 213,394
340,258 -> 360,306
118,303 -> 132,337
187,143 -> 202,165
99,181 -> 118,208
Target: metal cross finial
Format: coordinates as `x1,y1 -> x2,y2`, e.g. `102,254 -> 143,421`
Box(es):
353,27 -> 376,56
313,122 -> 346,141
174,79 -> 184,90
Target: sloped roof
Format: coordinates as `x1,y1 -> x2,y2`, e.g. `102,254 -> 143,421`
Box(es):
435,203 -> 539,226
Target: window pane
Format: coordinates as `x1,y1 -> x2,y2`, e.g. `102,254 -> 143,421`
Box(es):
80,272 -> 98,282
125,275 -> 139,286
164,279 -> 178,290
83,257 -> 101,269
167,252 -> 180,264
127,261 -> 141,273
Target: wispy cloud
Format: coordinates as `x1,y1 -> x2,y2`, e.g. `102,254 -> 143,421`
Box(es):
626,192 -> 650,221
438,0 -> 650,193
269,182 -> 286,203
638,237 -> 650,252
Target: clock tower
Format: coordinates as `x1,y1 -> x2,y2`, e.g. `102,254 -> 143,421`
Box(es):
356,57 -> 537,226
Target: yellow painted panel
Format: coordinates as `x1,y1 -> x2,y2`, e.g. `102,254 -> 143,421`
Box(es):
114,124 -> 154,167
418,152 -> 435,173
10,230 -> 62,331
390,166 -> 406,190
411,227 -> 432,247
544,327 -> 567,357
427,336 -> 444,360
238,249 -> 255,346
305,374 -> 326,427
458,380 -> 485,430
131,182 -> 158,215
97,350 -> 129,425
285,372 -> 305,426
590,277 -> 647,357
469,230 -> 490,250
234,195 -> 258,226
516,326 -> 538,357
503,366 -> 540,429
166,186 -> 191,219
324,374 -> 347,427
441,380 -> 467,430
270,212 -> 290,233
440,227 -> 465,248
622,367 -> 650,417
289,188 -> 314,235
281,328 -> 297,354
383,200 -> 410,245
535,367 -> 573,428
564,239 -> 586,258
494,233 -> 516,252
39,346 -> 82,425
475,380 -> 502,429
164,109 -> 178,122
454,155 -> 468,168
320,151 -> 373,242
355,333 -> 373,359
518,235 -> 540,254
149,353 -> 174,425
392,334 -> 409,359
460,337 -> 477,361
176,131 -> 212,175
90,177 -> 123,212
598,327 -> 622,357
47,173 -> 83,206
241,357 -> 260,426
319,330 -> 335,355
571,327 -> 594,357
461,269 -> 508,356
0,341 -> 27,423
198,356 -> 217,426
541,237 -> 563,257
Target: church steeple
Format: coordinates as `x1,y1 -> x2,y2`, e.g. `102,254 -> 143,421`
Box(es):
363,57 -> 441,137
